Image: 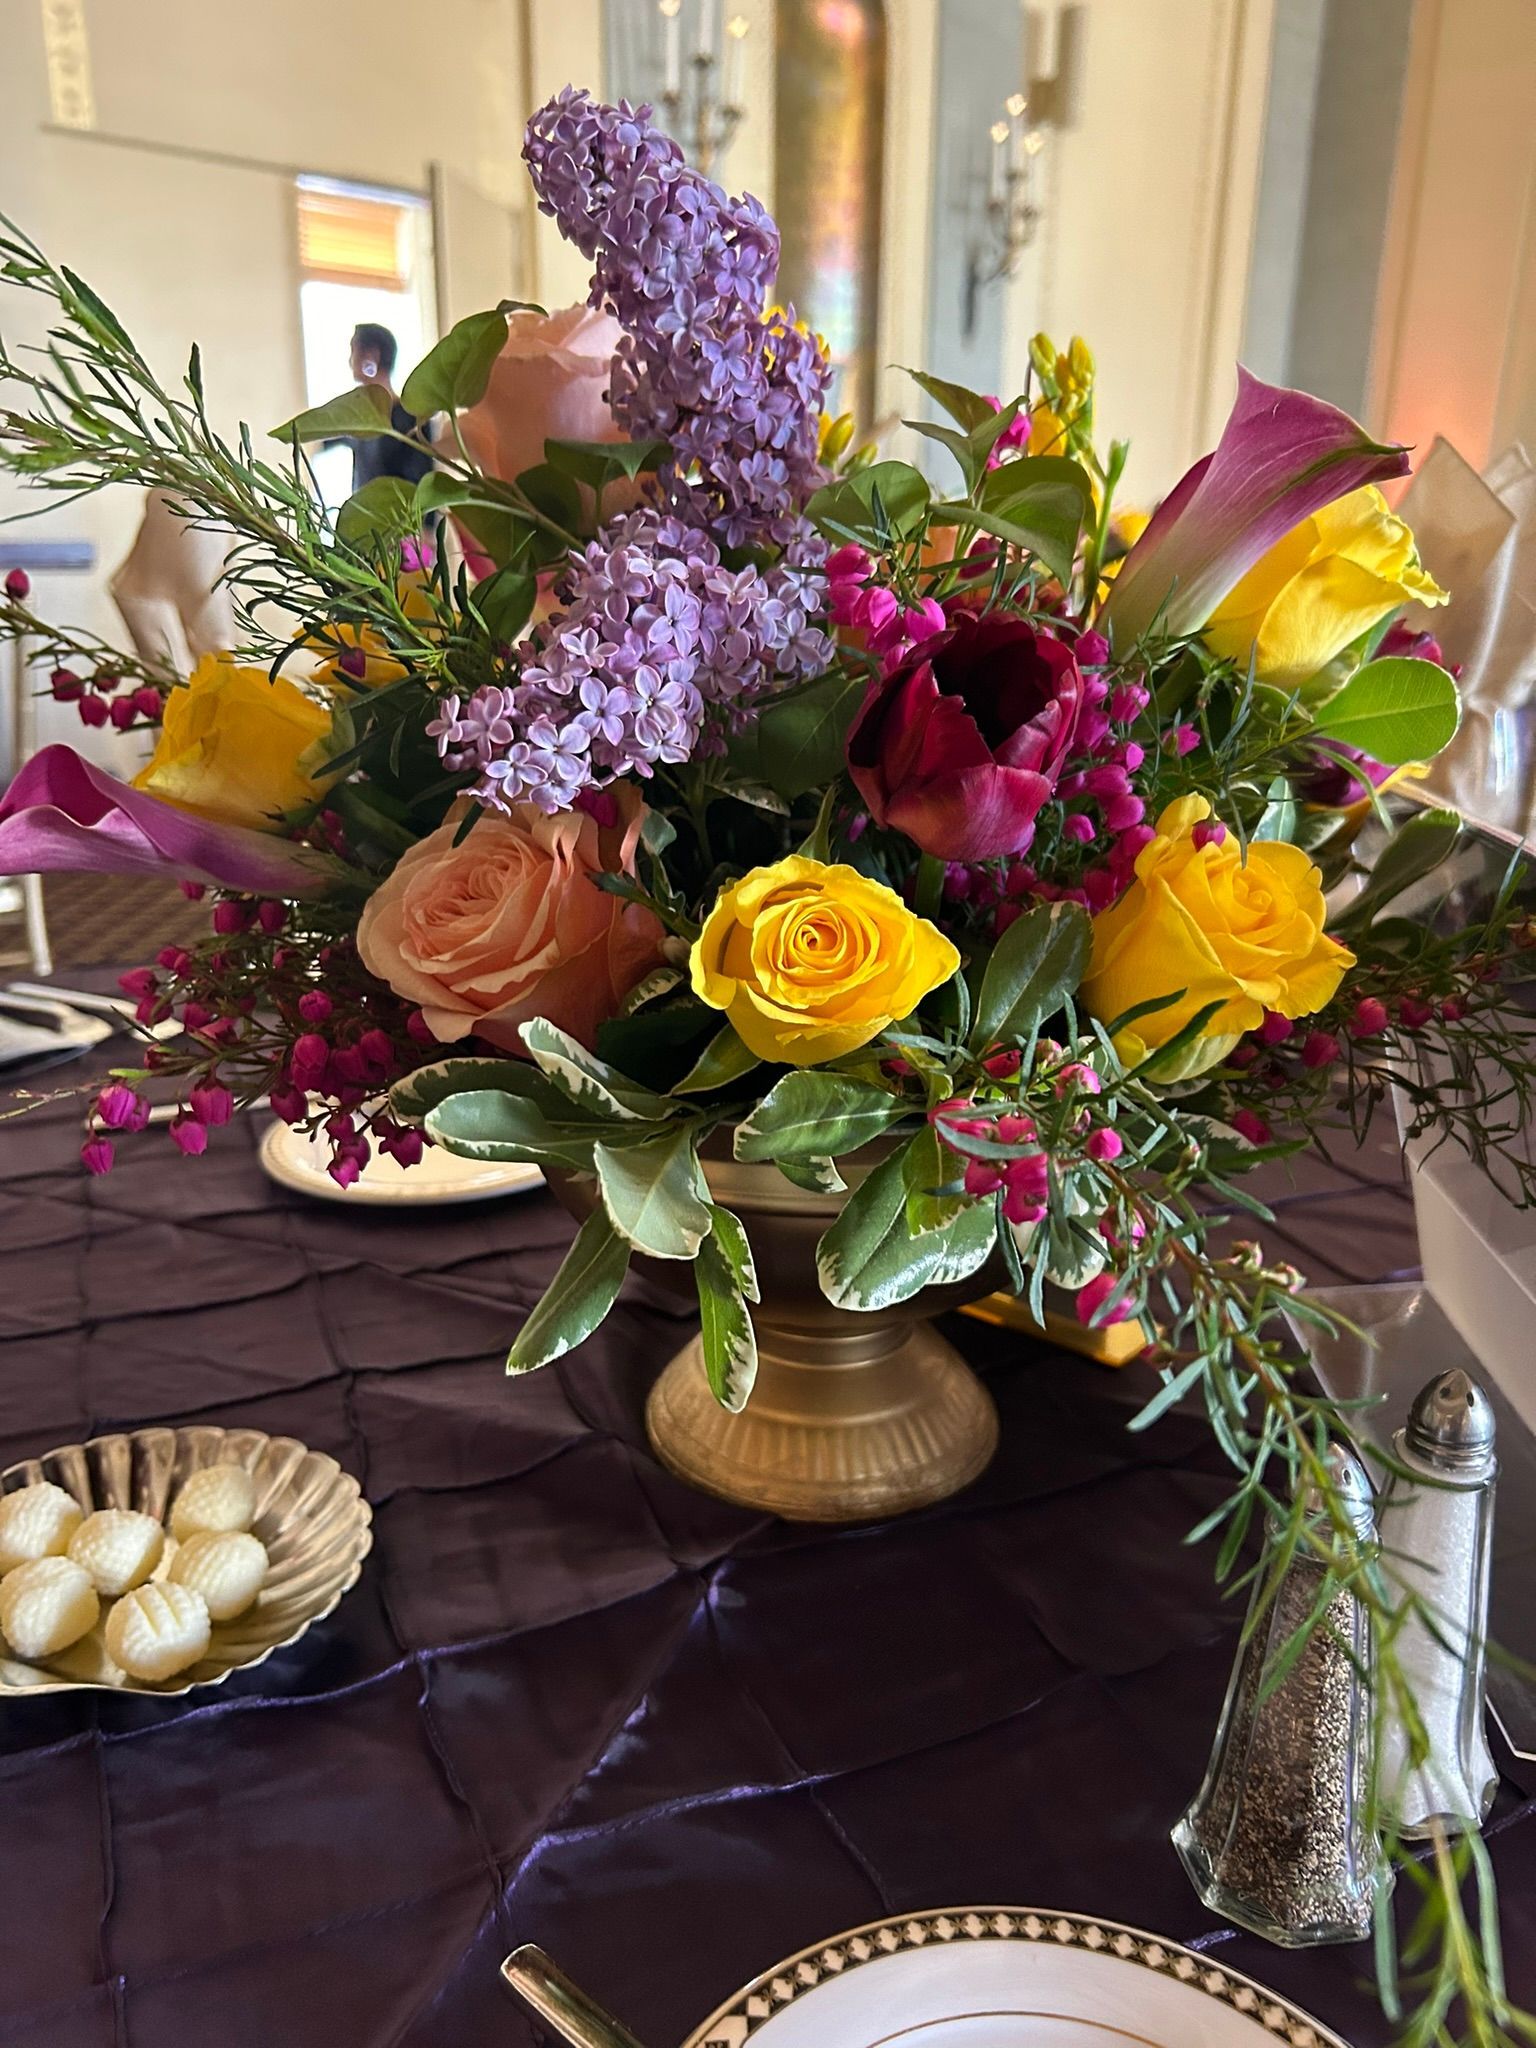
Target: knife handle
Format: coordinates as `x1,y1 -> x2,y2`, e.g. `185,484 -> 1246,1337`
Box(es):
500,1947 -> 650,2048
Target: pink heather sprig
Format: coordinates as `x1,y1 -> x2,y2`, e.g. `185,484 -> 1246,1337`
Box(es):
522,88 -> 829,549
432,508 -> 831,814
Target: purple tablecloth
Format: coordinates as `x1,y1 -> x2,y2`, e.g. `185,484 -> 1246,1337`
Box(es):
1,1056 -> 1532,2048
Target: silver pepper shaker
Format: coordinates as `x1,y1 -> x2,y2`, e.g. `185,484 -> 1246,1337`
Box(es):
1173,1445 -> 1392,1946
1378,1369 -> 1499,1837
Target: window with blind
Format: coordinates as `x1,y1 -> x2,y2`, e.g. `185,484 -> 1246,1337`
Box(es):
296,179 -> 415,291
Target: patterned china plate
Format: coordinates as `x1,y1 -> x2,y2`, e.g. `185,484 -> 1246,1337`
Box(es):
259,1117 -> 543,1205
683,1908 -> 1347,2047
0,1425 -> 372,1697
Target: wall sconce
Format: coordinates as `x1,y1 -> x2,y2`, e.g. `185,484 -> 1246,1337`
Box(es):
656,0 -> 751,179
963,4 -> 1084,336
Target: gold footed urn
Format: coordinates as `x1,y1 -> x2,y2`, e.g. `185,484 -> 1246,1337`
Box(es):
550,1144 -> 1000,1523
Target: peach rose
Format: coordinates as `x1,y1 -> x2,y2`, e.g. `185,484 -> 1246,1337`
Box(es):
458,305 -> 625,484
357,789 -> 665,1051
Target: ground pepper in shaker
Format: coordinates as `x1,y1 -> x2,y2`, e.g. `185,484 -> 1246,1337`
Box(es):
1378,1368 -> 1499,1837
1173,1444 -> 1393,1945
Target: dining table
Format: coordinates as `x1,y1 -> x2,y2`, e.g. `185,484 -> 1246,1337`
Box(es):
1,1022 -> 1534,2048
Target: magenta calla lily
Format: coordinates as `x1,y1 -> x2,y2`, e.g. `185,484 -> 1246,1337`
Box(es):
1100,369 -> 1411,647
0,746 -> 331,896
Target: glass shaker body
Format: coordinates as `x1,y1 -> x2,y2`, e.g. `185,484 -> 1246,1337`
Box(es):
1378,1370 -> 1498,1837
1174,1448 -> 1392,1946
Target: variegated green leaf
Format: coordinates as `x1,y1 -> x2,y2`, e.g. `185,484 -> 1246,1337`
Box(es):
506,1207 -> 629,1374
817,1146 -> 990,1310
595,1126 -> 711,1258
519,1018 -> 674,1121
734,1070 -> 905,1161
778,1156 -> 845,1195
708,1203 -> 760,1304
695,1223 -> 758,1411
673,1022 -> 762,1095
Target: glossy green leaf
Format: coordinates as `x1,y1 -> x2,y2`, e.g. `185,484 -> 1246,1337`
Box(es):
901,366 -> 997,432
1335,807 -> 1463,930
673,1023 -> 762,1095
506,1207 -> 630,1374
969,900 -> 1091,1052
734,1070 -> 905,1161
804,460 -> 931,546
595,1126 -> 712,1258
401,309 -> 508,418
974,455 -> 1092,584
335,475 -> 416,547
271,382 -> 394,443
755,669 -> 866,799
1313,657 -> 1460,765
543,435 -> 668,487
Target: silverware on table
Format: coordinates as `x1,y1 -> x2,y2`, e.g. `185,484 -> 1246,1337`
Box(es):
500,1947 -> 650,2048
4,980 -> 183,1041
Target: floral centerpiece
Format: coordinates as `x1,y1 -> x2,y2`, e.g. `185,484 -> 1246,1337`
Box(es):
3,90 -> 1536,2035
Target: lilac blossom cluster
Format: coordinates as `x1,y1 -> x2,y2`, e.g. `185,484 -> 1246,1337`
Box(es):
428,510 -> 831,814
523,87 -> 829,549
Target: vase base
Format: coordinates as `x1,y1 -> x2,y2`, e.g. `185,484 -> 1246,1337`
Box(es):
645,1318 -> 999,1522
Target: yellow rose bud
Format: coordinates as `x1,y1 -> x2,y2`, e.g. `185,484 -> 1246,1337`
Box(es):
690,855 -> 959,1066
1082,796 -> 1355,1076
133,652 -> 333,832
1203,486 -> 1448,688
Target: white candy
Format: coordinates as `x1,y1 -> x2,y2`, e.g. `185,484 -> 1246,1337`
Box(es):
170,1530 -> 268,1620
105,1581 -> 211,1682
0,1482 -> 84,1575
0,1555 -> 99,1660
169,1464 -> 256,1541
68,1509 -> 165,1596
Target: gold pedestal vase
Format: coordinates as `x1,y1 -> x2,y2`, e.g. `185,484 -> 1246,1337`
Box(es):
548,1146 -> 1000,1523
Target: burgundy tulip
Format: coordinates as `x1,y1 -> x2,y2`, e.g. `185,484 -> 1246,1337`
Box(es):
846,612 -> 1083,861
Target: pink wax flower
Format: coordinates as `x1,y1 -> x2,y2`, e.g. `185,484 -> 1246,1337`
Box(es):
1300,1029 -> 1340,1069
1232,1108 -> 1273,1145
80,1136 -> 114,1176
1086,1126 -> 1123,1163
1077,1272 -> 1132,1327
189,1082 -> 234,1127
169,1115 -> 208,1156
1349,997 -> 1389,1037
96,1082 -> 149,1132
4,568 -> 30,601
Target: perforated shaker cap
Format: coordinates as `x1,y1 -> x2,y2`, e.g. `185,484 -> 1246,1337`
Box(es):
1297,1443 -> 1376,1538
1402,1368 -> 1496,1476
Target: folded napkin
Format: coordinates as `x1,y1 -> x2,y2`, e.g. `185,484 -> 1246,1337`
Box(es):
1399,438 -> 1536,840
108,488 -> 236,678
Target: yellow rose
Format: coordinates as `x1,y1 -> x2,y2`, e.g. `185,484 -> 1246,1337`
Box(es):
1203,486 -> 1448,687
1082,796 -> 1355,1075
309,622 -> 408,690
134,652 -> 333,832
690,856 -> 960,1066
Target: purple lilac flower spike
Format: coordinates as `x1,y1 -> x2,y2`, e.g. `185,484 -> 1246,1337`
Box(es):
524,88 -> 830,548
432,510 -> 832,814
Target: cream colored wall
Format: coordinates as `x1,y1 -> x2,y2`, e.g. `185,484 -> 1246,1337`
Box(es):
996,0 -> 1275,506
1369,0 -> 1536,480
0,0 -> 529,763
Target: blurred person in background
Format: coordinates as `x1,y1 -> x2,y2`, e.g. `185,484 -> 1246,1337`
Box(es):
346,323 -> 433,493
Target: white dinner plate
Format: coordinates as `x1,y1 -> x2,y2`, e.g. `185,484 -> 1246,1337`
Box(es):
258,1118 -> 543,1206
684,1909 -> 1345,2048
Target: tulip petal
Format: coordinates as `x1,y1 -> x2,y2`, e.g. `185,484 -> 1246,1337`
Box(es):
1101,369 -> 1410,645
0,745 -> 331,896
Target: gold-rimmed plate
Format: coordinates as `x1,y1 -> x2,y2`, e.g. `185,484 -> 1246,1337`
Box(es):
0,1425 -> 372,1697
259,1117 -> 543,1206
682,1908 -> 1347,2047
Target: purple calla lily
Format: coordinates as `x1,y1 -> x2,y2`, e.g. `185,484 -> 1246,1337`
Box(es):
1101,369 -> 1411,647
0,746 -> 331,896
